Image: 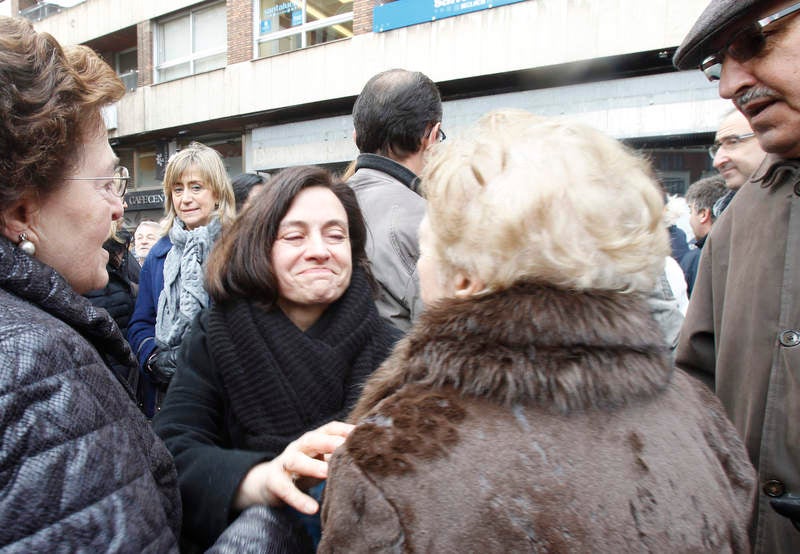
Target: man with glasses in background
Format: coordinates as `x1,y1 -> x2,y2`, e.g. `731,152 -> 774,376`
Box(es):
710,109 -> 766,216
347,68 -> 444,331
674,1 -> 800,551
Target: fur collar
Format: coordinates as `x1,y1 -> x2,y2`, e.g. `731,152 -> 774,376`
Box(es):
351,283 -> 673,420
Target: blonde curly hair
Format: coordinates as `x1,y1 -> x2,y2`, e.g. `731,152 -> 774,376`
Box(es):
420,110 -> 669,294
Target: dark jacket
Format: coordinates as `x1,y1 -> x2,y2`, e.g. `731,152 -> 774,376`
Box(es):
128,234 -> 171,417
679,234 -> 706,297
668,224 -> 689,262
0,236 -> 180,552
85,240 -> 140,336
676,155 -> 800,553
154,269 -> 401,549
320,284 -> 755,553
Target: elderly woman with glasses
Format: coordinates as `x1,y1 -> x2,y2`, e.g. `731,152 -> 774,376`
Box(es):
0,17 -> 180,551
128,141 -> 236,417
318,111 -> 756,552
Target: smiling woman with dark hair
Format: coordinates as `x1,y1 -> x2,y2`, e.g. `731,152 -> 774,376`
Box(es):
154,165 -> 400,551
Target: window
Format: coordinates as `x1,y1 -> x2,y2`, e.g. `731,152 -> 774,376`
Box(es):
255,0 -> 353,58
155,2 -> 227,83
116,48 -> 138,91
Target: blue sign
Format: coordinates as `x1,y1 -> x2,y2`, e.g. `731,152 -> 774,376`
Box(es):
260,19 -> 272,34
373,0 -> 527,32
291,9 -> 303,26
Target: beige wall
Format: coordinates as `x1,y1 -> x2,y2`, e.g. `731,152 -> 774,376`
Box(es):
30,0 -> 198,44
32,0 -> 712,139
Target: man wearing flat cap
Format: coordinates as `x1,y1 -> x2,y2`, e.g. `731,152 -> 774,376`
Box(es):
674,1 -> 800,552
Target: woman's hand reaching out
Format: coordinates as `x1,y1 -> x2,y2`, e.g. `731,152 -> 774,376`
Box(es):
233,421 -> 353,515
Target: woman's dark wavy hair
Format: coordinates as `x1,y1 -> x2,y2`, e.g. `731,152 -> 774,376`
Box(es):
205,165 -> 375,308
0,17 -> 124,222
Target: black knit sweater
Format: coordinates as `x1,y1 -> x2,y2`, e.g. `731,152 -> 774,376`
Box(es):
153,269 -> 401,548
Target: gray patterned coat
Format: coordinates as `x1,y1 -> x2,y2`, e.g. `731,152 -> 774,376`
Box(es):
0,237 -> 180,552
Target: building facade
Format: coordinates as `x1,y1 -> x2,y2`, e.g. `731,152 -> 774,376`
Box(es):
15,0 -> 721,226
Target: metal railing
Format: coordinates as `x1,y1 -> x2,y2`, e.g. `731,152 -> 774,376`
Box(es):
19,3 -> 63,21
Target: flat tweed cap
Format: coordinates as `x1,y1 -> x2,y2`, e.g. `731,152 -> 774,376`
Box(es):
674,0 -> 763,69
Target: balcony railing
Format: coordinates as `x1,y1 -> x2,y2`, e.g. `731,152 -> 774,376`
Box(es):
19,3 -> 63,21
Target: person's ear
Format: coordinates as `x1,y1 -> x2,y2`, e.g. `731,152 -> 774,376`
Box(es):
423,122 -> 442,150
352,129 -> 357,143
699,207 -> 712,224
452,271 -> 485,299
0,195 -> 39,244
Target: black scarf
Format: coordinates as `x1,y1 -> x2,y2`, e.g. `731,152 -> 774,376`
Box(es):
207,268 -> 399,455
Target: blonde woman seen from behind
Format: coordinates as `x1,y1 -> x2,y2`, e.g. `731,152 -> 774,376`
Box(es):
319,112 -> 755,552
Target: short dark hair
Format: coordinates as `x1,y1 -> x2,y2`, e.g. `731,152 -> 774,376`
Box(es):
0,18 -> 124,221
686,175 -> 727,219
353,68 -> 442,159
206,165 -> 373,307
231,172 -> 267,212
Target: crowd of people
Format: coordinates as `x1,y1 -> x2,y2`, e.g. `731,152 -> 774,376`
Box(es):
1,0 -> 799,552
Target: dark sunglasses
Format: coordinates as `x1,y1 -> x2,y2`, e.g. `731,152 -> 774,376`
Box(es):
702,1 -> 800,82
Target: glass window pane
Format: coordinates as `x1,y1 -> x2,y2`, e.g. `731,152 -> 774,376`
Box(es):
194,53 -> 226,73
117,49 -> 138,73
193,2 -> 227,53
259,0 -> 302,35
159,15 -> 190,64
137,152 -> 158,188
159,62 -> 191,82
307,20 -> 352,46
258,34 -> 302,57
306,0 -> 351,23
116,149 -> 136,188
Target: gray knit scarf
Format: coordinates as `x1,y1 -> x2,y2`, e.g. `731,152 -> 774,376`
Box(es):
155,217 -> 221,349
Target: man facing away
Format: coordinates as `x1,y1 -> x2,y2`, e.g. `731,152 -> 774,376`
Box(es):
674,0 -> 800,551
347,69 -> 443,331
679,174 -> 727,296
710,108 -> 767,216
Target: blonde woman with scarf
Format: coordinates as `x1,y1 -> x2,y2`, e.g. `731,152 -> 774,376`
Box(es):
128,142 -> 235,417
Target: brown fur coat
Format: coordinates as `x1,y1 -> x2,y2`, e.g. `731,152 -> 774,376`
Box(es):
319,283 -> 755,553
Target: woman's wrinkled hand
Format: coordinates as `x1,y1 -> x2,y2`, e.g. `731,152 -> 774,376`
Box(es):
233,421 -> 354,515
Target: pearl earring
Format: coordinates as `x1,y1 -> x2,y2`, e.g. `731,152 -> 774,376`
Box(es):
18,233 -> 35,256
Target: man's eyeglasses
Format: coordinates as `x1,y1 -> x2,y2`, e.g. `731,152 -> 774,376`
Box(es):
708,132 -> 756,159
701,1 -> 800,82
427,126 -> 446,143
66,166 -> 130,198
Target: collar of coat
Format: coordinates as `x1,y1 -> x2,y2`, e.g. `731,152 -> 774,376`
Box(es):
0,235 -> 139,396
751,153 -> 800,193
351,282 -> 673,420
355,153 -> 421,195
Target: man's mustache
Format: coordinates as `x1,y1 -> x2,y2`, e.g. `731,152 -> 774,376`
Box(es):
735,86 -> 781,110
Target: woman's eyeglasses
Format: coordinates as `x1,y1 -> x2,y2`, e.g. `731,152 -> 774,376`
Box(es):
66,166 -> 130,198
702,1 -> 800,82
